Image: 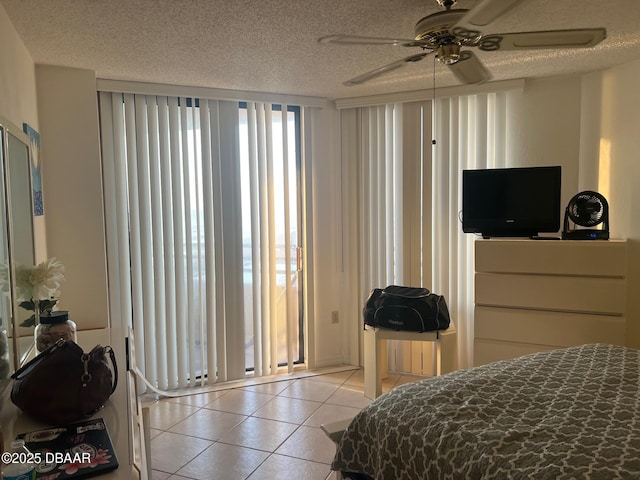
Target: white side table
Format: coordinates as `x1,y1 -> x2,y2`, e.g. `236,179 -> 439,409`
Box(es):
364,321 -> 457,399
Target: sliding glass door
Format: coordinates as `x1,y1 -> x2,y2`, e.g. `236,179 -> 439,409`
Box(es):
99,93 -> 306,390
239,104 -> 304,374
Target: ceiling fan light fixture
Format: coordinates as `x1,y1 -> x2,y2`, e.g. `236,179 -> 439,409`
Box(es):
437,44 -> 461,65
436,0 -> 457,8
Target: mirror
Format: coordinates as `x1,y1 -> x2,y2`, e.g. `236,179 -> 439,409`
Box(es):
0,116 -> 36,374
0,126 -> 10,379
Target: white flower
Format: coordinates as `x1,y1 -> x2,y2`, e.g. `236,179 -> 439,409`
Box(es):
0,258 -> 66,327
27,257 -> 65,301
6,257 -> 65,303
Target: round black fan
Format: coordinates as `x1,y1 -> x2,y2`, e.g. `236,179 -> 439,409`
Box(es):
562,191 -> 609,240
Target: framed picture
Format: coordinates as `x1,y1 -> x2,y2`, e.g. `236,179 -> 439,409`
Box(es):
22,123 -> 43,216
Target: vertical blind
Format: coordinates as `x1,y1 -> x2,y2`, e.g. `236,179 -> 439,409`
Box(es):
99,92 -> 305,390
431,92 -> 510,368
345,90 -> 514,369
240,102 -> 302,377
356,104 -> 406,290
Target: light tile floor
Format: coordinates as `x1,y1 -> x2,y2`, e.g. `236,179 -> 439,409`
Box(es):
148,368 -> 428,480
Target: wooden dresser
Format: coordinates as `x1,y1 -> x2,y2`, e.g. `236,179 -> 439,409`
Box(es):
474,239 -> 627,366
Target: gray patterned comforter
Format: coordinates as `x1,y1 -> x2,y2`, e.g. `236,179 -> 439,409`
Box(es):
332,344 -> 640,480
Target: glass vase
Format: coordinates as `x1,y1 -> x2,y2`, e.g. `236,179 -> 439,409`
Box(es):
35,310 -> 77,353
34,299 -> 41,327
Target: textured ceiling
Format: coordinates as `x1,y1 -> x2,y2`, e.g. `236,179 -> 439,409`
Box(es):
2,0 -> 640,101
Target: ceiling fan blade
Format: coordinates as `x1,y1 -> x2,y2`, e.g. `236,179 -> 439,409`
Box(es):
447,51 -> 491,85
318,34 -> 427,47
452,0 -> 526,37
344,52 -> 431,86
478,28 -> 607,51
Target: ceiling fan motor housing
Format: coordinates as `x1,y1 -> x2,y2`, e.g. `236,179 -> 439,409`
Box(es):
414,10 -> 472,45
562,190 -> 610,240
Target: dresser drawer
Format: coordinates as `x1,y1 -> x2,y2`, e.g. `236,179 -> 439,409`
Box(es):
475,273 -> 626,315
475,239 -> 627,277
475,306 -> 625,347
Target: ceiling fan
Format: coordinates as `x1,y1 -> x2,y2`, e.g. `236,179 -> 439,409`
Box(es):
319,0 -> 607,86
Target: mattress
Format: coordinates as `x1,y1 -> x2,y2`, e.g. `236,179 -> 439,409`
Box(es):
332,344 -> 640,479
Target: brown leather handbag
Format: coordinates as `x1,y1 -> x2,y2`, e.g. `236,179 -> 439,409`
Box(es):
10,338 -> 117,425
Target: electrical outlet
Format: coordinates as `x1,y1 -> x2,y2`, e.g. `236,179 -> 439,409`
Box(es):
331,311 -> 339,324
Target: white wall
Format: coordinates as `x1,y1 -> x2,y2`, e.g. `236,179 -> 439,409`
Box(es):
581,59 -> 640,347
35,65 -> 109,330
2,6 -> 108,332
1,5 -> 108,332
507,76 -> 582,219
0,4 -> 37,131
309,105 -> 345,367
0,3 -> 46,260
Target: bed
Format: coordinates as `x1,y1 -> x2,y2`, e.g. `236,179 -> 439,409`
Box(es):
331,343 -> 640,480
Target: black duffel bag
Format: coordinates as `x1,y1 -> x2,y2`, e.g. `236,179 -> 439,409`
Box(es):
363,285 -> 450,332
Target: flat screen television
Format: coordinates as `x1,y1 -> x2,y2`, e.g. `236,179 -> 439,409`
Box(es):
462,165 -> 562,238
